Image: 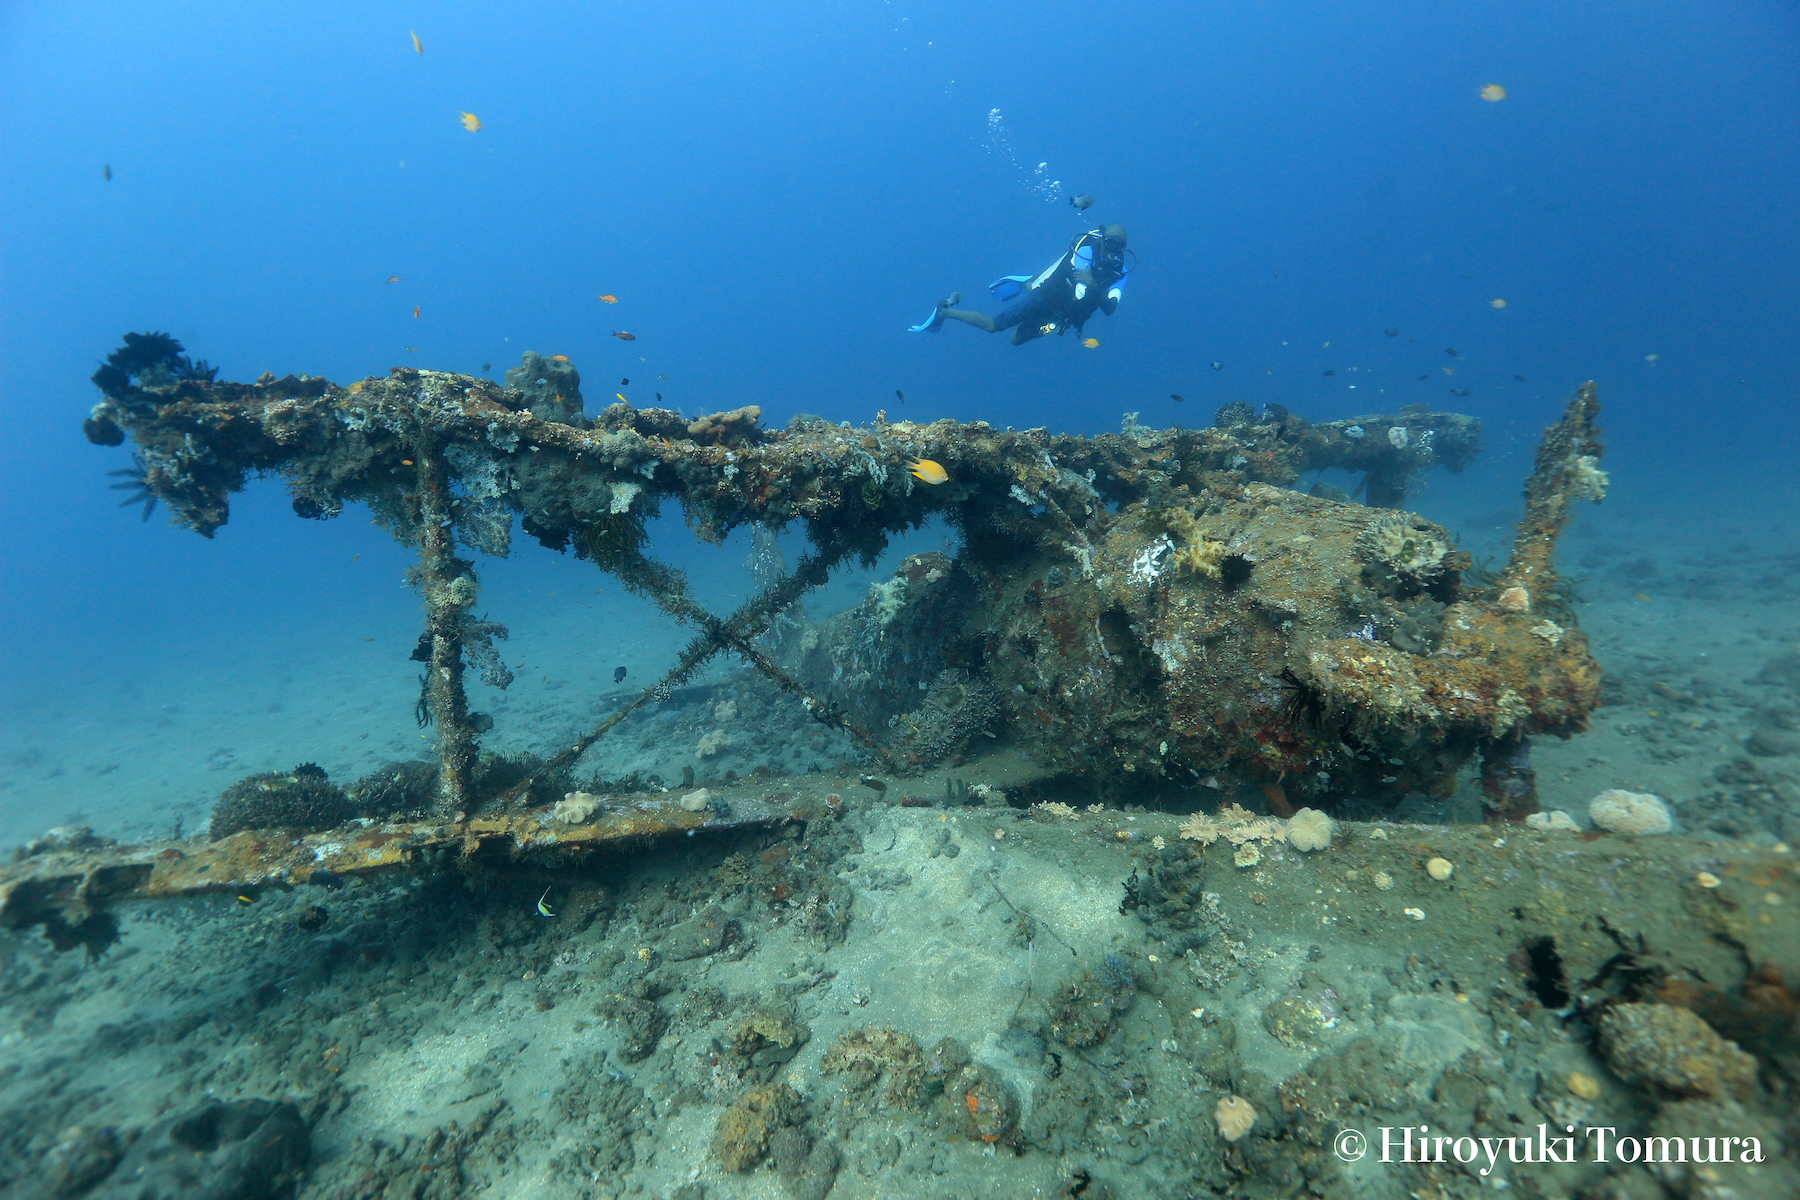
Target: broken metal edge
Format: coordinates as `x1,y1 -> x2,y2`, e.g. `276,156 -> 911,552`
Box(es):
0,798 -> 796,935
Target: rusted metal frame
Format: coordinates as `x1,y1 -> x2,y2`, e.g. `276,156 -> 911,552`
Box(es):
411,425 -> 478,818
626,538 -> 901,769
493,537 -> 884,807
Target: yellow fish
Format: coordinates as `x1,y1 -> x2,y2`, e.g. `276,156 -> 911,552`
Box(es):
460,111 -> 481,132
905,457 -> 949,485
598,294 -> 619,303
1480,84 -> 1506,102
1082,337 -> 1099,348
617,393 -> 627,403
1490,298 -> 1506,308
411,30 -> 422,55
536,886 -> 555,917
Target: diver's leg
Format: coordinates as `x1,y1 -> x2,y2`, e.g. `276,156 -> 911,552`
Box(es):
940,307 -> 997,332
1010,323 -> 1040,345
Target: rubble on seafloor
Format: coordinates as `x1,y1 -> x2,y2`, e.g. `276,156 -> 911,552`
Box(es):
3,780 -> 1796,1200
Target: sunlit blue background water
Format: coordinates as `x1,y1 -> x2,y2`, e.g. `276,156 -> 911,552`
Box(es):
2,0 -> 1795,843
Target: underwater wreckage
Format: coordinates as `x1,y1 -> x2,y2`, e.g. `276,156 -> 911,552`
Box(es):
5,336 -> 1604,930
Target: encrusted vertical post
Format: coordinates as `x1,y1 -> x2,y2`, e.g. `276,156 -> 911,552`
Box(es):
1503,381 -> 1605,589
412,429 -> 477,819
1478,732 -> 1539,823
1483,383 -> 1605,823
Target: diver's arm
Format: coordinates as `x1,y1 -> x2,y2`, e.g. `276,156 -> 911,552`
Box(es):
1099,275 -> 1126,316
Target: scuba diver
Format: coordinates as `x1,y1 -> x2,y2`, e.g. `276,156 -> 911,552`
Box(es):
910,223 -> 1132,345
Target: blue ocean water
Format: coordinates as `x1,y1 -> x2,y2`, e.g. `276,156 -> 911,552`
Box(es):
2,0 -> 1796,846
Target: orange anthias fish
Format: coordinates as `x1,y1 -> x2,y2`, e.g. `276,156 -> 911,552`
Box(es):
1480,84 -> 1506,102
411,30 -> 422,55
460,112 -> 481,132
413,306 -> 420,318
551,354 -> 569,361
611,330 -> 636,341
386,276 -> 400,284
598,294 -> 618,304
905,457 -> 949,485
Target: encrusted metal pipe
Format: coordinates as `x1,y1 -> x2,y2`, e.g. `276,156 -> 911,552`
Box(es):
412,429 -> 478,819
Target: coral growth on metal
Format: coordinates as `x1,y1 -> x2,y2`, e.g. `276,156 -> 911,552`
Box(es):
78,344 -> 1601,828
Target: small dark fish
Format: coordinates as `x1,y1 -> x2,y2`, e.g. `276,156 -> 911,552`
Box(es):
1384,328 -> 1398,337
1323,370 -> 1335,376
482,361 -> 492,371
1170,394 -> 1184,403
1209,362 -> 1222,371
860,775 -> 888,794
103,164 -> 112,181
895,389 -> 904,404
1446,347 -> 1458,356
1069,193 -> 1093,210
611,330 -> 636,341
613,666 -> 627,683
655,392 -> 662,401
1450,387 -> 1470,396
1418,374 -> 1429,381
620,377 -> 629,386
1514,374 -> 1527,381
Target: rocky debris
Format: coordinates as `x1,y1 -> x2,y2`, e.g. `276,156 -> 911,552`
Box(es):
820,1025 -> 927,1110
1598,1003 -> 1758,1100
82,1099 -> 309,1200
663,903 -> 738,960
1589,788 -> 1674,835
714,1082 -> 806,1172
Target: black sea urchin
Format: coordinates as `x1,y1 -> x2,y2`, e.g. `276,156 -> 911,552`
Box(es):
105,453 -> 158,521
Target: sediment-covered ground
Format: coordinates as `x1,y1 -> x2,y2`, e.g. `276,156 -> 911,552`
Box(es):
3,754 -> 1795,1199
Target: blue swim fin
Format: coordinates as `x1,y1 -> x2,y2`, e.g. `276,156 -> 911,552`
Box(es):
988,275 -> 1033,301
908,306 -> 946,333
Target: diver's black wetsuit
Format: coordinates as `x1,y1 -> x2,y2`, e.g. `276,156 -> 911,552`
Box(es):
929,225 -> 1130,345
